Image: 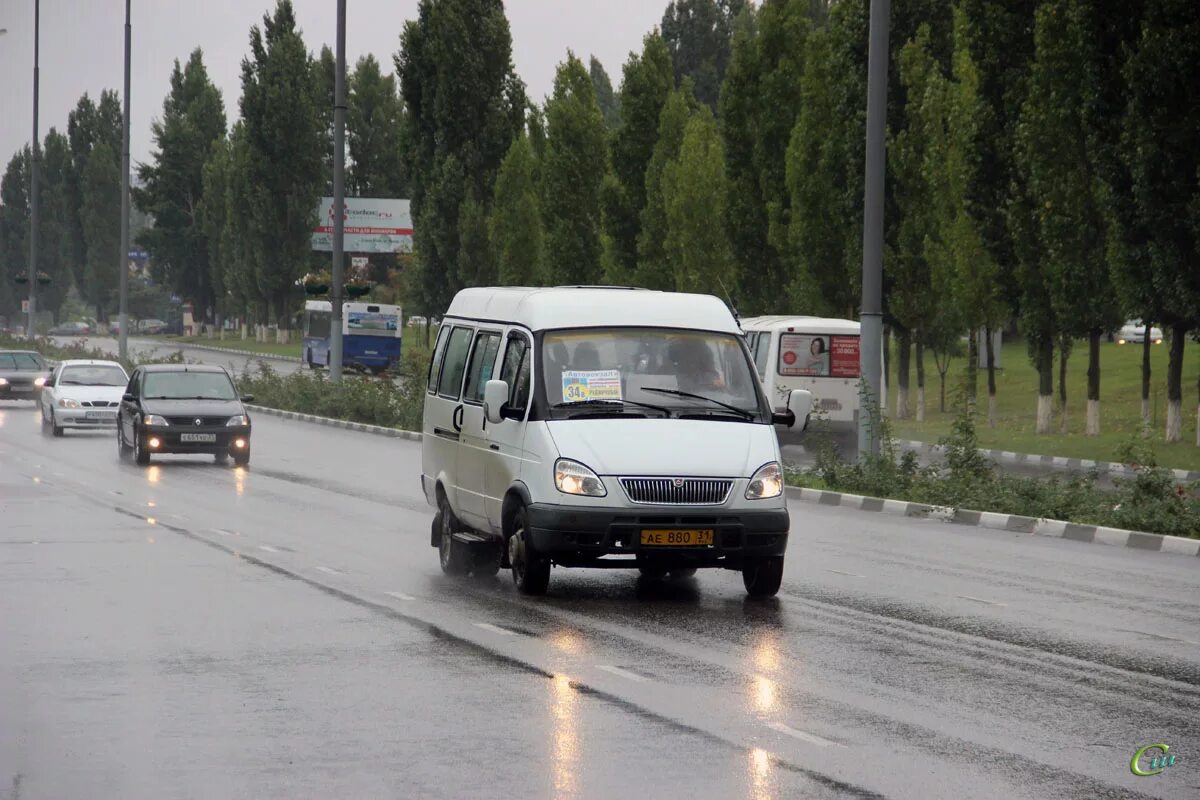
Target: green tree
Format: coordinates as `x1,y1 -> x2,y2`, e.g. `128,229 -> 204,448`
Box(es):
638,82 -> 700,290
313,44 -> 336,194
66,92 -> 121,292
0,150 -> 31,319
80,141 -> 120,319
397,0 -> 526,316
135,49 -> 227,318
662,108 -> 733,293
1122,0 -> 1200,443
37,129 -> 73,317
589,56 -> 620,130
490,134 -> 543,285
661,0 -> 748,111
541,53 -> 608,285
238,0 -> 325,336
602,33 -> 673,285
348,54 -> 406,196
1019,0 -> 1121,435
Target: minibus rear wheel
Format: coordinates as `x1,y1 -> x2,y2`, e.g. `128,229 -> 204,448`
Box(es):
742,556 -> 784,598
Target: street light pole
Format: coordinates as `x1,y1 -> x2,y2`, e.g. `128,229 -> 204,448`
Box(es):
118,0 -> 131,360
857,0 -> 890,460
27,0 -> 39,337
328,0 -> 347,382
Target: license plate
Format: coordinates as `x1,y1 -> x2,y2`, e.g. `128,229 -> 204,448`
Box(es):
640,529 -> 714,547
11,385 -> 32,392
180,433 -> 216,443
85,410 -> 116,419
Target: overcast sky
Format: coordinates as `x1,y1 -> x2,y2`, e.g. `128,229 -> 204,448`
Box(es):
0,0 -> 664,170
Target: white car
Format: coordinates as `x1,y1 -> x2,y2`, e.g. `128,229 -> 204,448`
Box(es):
1116,320 -> 1164,345
39,359 -> 130,437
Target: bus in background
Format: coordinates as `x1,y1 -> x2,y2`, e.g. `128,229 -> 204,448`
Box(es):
741,316 -> 883,443
303,300 -> 402,374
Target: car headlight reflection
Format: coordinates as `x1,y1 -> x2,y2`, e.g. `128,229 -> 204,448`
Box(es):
746,462 -> 783,500
554,458 -> 606,497
143,414 -> 169,426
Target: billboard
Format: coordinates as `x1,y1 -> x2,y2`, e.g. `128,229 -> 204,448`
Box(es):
312,197 -> 413,254
778,333 -> 860,378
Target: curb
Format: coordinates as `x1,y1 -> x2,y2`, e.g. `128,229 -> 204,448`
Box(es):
245,404 -> 422,441
131,338 -> 303,364
898,439 -> 1200,483
785,485 -> 1200,557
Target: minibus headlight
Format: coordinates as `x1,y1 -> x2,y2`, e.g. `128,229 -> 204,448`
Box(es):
554,458 -> 606,497
746,462 -> 783,500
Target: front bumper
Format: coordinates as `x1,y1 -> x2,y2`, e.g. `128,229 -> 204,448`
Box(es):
141,425 -> 251,454
56,407 -> 119,427
0,384 -> 41,399
525,502 -> 789,568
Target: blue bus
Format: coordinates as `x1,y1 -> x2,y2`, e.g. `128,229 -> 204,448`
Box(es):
303,300 -> 402,373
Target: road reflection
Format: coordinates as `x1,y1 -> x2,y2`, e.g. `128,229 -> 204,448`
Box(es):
749,747 -> 774,800
753,674 -> 778,714
234,466 -> 247,497
551,674 -> 578,798
146,465 -> 162,485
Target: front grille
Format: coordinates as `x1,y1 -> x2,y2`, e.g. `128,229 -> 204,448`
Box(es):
619,478 -> 734,506
81,400 -> 118,408
166,416 -> 229,426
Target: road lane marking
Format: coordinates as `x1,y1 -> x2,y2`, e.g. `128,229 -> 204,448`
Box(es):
825,569 -> 865,577
957,594 -> 1006,606
257,545 -> 279,553
1116,628 -> 1199,645
767,721 -> 843,748
473,622 -> 515,636
596,665 -> 648,682
213,529 -> 235,536
315,566 -> 340,575
385,591 -> 415,601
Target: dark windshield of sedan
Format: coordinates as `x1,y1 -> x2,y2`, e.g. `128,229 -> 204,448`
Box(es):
142,372 -> 237,400
0,352 -> 45,371
60,366 -> 127,386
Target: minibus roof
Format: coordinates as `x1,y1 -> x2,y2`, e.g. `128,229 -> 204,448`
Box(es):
444,286 -> 740,334
740,315 -> 860,335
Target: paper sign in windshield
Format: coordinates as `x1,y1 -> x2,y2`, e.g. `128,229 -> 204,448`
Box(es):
561,370 -> 622,403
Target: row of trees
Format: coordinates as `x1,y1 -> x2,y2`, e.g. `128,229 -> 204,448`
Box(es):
1,0 -> 1196,443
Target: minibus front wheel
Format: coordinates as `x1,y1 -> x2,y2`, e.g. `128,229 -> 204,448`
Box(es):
742,556 -> 784,598
507,506 -> 550,596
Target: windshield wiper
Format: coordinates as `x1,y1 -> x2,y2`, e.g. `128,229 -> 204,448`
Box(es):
550,398 -> 671,417
640,387 -> 755,420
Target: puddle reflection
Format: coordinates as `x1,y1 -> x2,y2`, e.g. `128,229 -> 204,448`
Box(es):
752,674 -> 778,714
551,674 -> 578,798
749,748 -> 774,800
234,466 -> 247,497
146,465 -> 162,485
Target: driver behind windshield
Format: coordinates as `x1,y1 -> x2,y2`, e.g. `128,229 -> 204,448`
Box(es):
669,338 -> 725,394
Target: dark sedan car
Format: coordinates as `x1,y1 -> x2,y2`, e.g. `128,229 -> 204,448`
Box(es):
117,364 -> 254,466
0,350 -> 51,400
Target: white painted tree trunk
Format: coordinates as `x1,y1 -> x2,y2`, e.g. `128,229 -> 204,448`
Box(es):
916,387 -> 925,422
1036,394 -> 1052,434
241,324 -> 248,340
987,394 -> 997,428
896,387 -> 909,420
1059,403 -> 1069,434
1166,400 -> 1182,442
1086,399 -> 1100,436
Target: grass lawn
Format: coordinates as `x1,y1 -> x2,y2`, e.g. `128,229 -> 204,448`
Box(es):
885,337 -> 1200,472
139,334 -> 303,360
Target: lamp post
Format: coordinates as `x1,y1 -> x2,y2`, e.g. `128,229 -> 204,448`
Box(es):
27,0 -> 40,337
118,0 -> 131,360
328,0 -> 347,382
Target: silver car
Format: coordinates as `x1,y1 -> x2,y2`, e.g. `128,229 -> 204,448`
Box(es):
39,359 -> 129,437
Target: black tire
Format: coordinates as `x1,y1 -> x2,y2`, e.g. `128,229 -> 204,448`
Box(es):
437,495 -> 471,576
51,412 -> 64,437
742,556 -> 784,598
508,506 -> 550,595
117,424 -> 131,458
669,567 -> 698,579
232,448 -> 250,468
133,430 -> 151,466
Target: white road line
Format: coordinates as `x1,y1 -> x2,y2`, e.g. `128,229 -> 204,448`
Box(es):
825,569 -> 865,578
257,545 -> 279,553
472,622 -> 515,636
385,591 -> 415,601
957,594 -> 1006,607
314,566 -> 340,575
767,721 -> 843,747
212,529 -> 234,536
596,665 -> 648,683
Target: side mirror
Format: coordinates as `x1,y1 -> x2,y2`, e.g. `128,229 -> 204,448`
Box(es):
785,388 -> 813,430
241,394 -> 255,404
122,393 -> 135,402
483,379 -> 508,425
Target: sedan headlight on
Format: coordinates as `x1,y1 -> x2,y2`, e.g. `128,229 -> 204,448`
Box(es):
33,376 -> 47,387
746,462 -> 783,500
554,458 -> 606,497
143,414 -> 169,426
226,415 -> 250,427
57,397 -> 80,409
0,377 -> 8,386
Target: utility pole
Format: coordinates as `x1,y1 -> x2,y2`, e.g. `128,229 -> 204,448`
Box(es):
118,0 -> 131,360
328,0 -> 347,382
27,0 -> 40,337
857,0 -> 890,460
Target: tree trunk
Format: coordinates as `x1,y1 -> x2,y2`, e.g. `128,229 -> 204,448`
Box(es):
1058,343 -> 1070,434
985,325 -> 997,427
966,328 -> 979,412
1086,329 -> 1101,436
895,329 -> 911,419
1035,336 -> 1053,434
1166,324 -> 1185,442
915,339 -> 926,422
1140,324 -> 1152,432
939,366 -> 948,413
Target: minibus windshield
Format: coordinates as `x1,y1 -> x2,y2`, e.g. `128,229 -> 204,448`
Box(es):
541,328 -> 764,421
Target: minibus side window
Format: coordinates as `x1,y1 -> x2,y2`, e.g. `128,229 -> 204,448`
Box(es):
437,326 -> 475,399
463,331 -> 503,403
426,325 -> 450,394
498,334 -> 532,414
753,332 -> 770,379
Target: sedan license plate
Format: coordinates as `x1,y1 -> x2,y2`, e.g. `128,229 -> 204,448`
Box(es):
640,529 -> 714,547
85,410 -> 116,419
180,433 -> 216,443
11,385 -> 32,393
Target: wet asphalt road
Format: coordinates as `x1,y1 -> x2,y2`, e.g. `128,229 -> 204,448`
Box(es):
1,399 -> 1197,800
